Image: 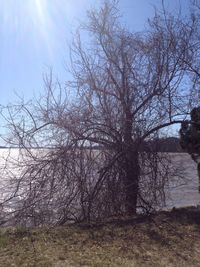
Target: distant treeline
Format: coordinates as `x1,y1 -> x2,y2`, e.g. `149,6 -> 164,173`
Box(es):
95,137 -> 183,153
146,137 -> 183,153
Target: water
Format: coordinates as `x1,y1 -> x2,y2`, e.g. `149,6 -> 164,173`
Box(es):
0,149 -> 199,210
165,153 -> 200,209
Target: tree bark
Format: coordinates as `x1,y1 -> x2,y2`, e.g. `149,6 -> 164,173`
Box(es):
123,108 -> 140,215
124,150 -> 139,215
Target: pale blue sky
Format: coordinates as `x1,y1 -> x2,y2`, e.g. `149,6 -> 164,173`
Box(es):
0,0 -> 190,105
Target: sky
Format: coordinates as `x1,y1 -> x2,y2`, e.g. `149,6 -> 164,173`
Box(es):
0,0 -> 191,106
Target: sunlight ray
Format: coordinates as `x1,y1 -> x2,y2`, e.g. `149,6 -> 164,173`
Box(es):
0,0 -> 55,57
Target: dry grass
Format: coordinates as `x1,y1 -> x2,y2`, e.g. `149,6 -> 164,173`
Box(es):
1,207 -> 200,266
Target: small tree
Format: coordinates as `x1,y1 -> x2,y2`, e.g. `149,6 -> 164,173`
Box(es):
180,107 -> 200,190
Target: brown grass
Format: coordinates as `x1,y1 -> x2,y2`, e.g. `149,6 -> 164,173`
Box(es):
1,206 -> 200,267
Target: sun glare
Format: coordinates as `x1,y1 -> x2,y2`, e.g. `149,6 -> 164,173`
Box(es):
0,0 -> 53,55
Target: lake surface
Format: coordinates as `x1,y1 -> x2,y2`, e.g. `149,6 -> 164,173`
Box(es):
0,149 -> 199,210
165,153 -> 200,209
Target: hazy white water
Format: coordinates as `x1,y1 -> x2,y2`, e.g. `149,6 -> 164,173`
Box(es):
165,153 -> 200,209
0,149 -> 19,202
0,149 -> 199,209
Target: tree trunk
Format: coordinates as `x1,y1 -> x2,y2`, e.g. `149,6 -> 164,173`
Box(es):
198,162 -> 200,193
124,150 -> 140,215
123,107 -> 140,215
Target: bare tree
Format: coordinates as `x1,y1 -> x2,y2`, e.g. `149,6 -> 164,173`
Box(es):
1,0 -> 200,225
65,1 -> 198,214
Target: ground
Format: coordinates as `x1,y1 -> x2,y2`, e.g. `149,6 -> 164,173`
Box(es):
0,207 -> 200,266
